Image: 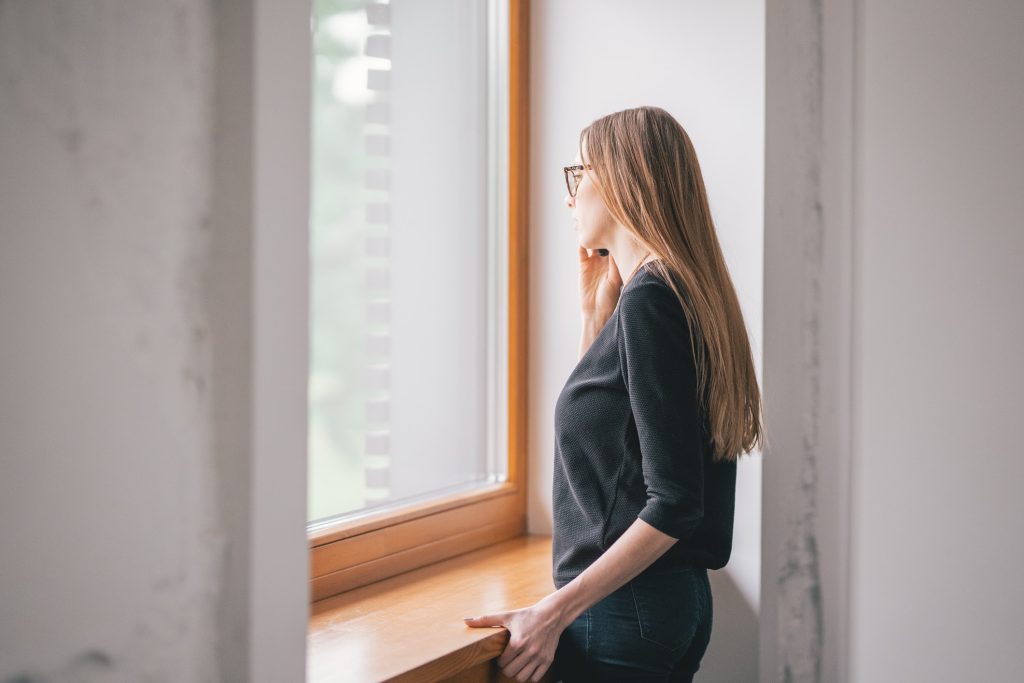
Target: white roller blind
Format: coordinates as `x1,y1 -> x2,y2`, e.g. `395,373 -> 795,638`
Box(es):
308,0 -> 509,526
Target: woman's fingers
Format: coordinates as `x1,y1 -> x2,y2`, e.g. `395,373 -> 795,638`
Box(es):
530,661 -> 551,682
578,245 -> 610,262
466,603 -> 561,683
498,640 -> 529,675
501,646 -> 550,682
606,252 -> 621,286
463,613 -> 506,627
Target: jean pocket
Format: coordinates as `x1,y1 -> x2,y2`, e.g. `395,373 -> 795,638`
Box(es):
629,567 -> 701,652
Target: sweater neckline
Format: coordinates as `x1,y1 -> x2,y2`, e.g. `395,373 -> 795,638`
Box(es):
623,258 -> 662,290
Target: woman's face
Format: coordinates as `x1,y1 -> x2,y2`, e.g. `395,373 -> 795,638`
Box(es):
565,145 -> 618,251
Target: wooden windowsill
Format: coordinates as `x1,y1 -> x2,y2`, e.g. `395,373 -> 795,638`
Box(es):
308,534 -> 557,683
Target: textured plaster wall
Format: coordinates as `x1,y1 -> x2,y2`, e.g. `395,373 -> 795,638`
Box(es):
0,1 -> 229,680
773,0 -> 826,676
763,0 -> 851,680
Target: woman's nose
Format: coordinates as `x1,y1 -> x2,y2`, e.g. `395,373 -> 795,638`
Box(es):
564,193 -> 574,208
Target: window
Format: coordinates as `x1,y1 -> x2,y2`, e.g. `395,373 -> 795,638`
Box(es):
307,0 -> 530,602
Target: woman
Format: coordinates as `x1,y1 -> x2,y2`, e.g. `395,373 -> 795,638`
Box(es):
464,105 -> 764,682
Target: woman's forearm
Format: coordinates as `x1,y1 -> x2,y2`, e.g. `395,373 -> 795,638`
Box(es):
542,518 -> 679,630
578,315 -> 607,361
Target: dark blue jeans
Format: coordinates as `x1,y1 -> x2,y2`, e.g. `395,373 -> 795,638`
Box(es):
552,565 -> 712,682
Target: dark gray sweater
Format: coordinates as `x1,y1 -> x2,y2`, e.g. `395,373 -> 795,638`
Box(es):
551,261 -> 737,588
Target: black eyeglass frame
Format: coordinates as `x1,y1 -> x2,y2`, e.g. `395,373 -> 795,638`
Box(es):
563,163 -> 593,198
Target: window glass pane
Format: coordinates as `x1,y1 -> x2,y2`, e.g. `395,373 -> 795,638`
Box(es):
308,0 -> 509,526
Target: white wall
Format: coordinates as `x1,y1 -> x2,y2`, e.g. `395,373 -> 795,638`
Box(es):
0,1 -> 310,681
528,2 -> 764,681
851,1 -> 1024,680
0,2 -> 223,679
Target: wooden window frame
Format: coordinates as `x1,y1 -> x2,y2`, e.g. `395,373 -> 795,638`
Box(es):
308,0 -> 531,604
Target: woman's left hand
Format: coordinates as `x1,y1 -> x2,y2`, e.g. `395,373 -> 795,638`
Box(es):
463,595 -> 567,682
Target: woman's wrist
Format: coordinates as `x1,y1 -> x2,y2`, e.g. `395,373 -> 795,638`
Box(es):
578,315 -> 608,360
537,586 -> 582,631
580,315 -> 604,337
581,308 -> 613,329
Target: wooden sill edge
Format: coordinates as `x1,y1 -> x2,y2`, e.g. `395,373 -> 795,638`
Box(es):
307,533 -> 556,683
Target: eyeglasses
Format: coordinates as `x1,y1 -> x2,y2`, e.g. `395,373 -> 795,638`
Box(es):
563,163 -> 593,198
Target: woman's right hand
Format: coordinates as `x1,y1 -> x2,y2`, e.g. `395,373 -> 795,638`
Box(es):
578,245 -> 623,321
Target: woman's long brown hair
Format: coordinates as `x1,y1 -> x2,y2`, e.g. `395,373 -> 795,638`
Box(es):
581,105 -> 765,463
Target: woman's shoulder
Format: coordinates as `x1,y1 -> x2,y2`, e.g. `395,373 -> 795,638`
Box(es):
618,278 -> 688,336
621,263 -> 684,307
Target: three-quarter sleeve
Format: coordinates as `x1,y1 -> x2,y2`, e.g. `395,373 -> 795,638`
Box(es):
616,279 -> 705,540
